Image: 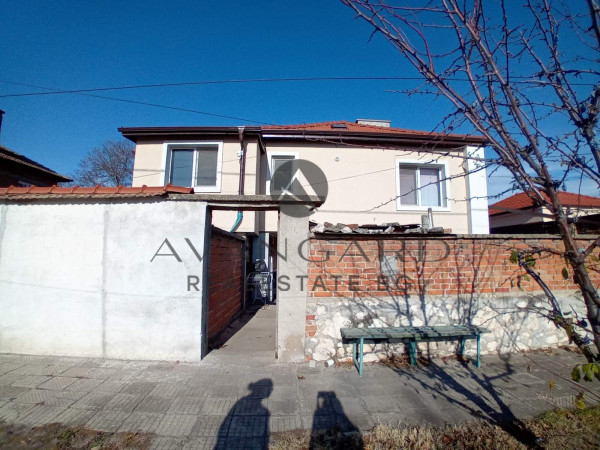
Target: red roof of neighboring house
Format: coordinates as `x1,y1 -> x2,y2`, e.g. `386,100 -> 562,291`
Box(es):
489,191 -> 600,215
261,120 -> 483,140
0,144 -> 72,183
0,184 -> 193,200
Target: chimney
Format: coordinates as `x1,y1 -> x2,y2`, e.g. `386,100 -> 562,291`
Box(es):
356,118 -> 391,128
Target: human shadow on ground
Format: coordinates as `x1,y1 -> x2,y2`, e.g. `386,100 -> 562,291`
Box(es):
309,391 -> 363,449
215,378 -> 273,450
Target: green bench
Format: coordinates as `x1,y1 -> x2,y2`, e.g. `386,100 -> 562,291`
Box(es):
340,325 -> 489,376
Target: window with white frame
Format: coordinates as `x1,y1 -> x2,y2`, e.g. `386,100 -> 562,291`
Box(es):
267,152 -> 298,194
165,142 -> 222,192
396,162 -> 448,209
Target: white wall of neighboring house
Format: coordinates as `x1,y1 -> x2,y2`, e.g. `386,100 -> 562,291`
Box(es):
0,200 -> 210,361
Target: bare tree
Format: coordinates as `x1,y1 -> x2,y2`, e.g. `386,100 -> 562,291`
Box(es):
342,0 -> 600,365
74,139 -> 134,186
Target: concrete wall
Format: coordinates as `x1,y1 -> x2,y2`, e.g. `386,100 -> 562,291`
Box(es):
0,199 -> 210,361
207,228 -> 245,342
304,235 -> 599,361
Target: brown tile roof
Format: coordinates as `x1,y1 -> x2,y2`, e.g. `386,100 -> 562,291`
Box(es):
489,191 -> 600,215
0,184 -> 193,200
261,121 -> 483,140
0,144 -> 72,182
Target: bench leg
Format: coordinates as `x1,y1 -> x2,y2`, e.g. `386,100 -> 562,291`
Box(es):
409,339 -> 417,367
476,334 -> 481,368
352,339 -> 365,376
358,338 -> 364,376
460,337 -> 466,357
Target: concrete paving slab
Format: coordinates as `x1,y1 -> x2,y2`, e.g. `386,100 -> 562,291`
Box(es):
121,381 -> 158,396
190,415 -> 230,437
149,382 -> 188,398
0,385 -> 30,400
104,393 -> 144,413
37,376 -> 78,390
66,378 -> 105,392
154,414 -> 198,436
0,373 -> 24,387
95,380 -> 128,393
86,409 -> 130,432
71,391 -> 115,410
119,411 -> 164,432
10,364 -> 50,376
200,398 -> 236,415
19,404 -> 66,426
136,395 -> 175,414
52,407 -> 96,426
168,397 -> 206,415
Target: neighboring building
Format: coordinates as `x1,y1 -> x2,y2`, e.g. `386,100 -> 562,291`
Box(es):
489,191 -> 600,234
0,144 -> 71,187
120,119 -> 489,268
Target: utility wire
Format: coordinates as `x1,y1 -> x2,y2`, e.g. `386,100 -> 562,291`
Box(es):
0,75 -> 596,98
0,81 -> 273,125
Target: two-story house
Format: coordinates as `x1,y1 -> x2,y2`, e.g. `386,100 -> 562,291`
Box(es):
119,119 -> 489,269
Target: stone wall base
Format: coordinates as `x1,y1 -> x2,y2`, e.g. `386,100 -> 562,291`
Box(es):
305,292 -> 584,362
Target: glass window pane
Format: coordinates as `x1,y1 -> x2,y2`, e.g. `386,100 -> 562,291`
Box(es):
170,150 -> 194,186
399,166 -> 417,205
195,146 -> 219,186
419,167 -> 441,206
271,156 -> 295,192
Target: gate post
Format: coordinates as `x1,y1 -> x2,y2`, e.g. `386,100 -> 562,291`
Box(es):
276,205 -> 309,362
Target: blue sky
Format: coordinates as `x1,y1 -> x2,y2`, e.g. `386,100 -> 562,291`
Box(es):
0,1 -> 595,199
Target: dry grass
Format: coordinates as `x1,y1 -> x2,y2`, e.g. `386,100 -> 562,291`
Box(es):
270,406 -> 600,450
0,422 -> 153,449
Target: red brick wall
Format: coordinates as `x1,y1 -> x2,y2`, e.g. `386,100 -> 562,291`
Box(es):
208,228 -> 245,341
307,235 -> 600,299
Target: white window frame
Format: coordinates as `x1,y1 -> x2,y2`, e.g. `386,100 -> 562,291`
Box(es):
395,159 -> 450,211
266,151 -> 299,195
163,141 -> 223,192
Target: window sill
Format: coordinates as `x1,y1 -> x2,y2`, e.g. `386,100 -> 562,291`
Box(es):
192,186 -> 221,193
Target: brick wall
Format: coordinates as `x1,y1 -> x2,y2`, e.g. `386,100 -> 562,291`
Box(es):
307,235 -> 599,299
304,235 -> 600,361
208,227 -> 245,341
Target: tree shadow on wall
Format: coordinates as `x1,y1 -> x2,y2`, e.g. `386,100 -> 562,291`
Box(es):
333,238 -> 535,361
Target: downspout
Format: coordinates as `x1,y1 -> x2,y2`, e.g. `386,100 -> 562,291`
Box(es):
230,126 -> 247,232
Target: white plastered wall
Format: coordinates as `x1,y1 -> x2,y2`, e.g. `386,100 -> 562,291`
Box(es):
0,199 -> 209,361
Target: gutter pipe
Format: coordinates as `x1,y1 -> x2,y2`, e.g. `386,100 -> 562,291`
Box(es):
230,126 -> 247,232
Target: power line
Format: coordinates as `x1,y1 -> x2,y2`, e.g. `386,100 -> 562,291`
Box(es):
0,75 -> 596,99
0,81 -> 272,124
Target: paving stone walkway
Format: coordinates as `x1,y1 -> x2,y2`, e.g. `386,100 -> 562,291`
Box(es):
1,308 -> 599,449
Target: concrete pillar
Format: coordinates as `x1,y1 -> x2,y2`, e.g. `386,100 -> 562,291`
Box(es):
465,146 -> 490,234
276,205 -> 309,362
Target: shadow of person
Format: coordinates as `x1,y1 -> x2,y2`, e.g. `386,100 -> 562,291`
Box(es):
215,379 -> 273,450
309,391 -> 363,449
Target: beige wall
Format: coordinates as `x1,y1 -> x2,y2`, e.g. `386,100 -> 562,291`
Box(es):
263,142 -> 471,234
132,138 -> 475,234
131,138 -> 260,232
